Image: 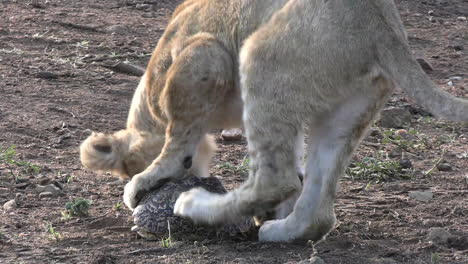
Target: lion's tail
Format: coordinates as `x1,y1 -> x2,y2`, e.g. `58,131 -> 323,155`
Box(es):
378,37 -> 468,122
79,130 -> 131,175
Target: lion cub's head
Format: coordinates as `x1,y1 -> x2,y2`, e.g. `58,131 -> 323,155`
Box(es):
80,130 -> 161,180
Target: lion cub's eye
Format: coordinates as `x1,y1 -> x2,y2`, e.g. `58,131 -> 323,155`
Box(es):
183,156 -> 193,169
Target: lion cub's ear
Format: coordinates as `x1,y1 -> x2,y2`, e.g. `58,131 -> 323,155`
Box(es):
88,132 -> 113,151
80,132 -> 121,173
93,143 -> 112,154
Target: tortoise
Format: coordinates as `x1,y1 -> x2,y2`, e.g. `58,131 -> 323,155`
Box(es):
131,175 -> 255,240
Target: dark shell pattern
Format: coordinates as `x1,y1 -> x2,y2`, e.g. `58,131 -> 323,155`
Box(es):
132,175 -> 254,240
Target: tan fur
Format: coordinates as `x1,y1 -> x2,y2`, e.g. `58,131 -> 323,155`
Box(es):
80,73 -> 217,180
80,0 -> 467,242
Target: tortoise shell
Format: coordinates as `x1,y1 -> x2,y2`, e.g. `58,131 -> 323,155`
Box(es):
132,176 -> 254,240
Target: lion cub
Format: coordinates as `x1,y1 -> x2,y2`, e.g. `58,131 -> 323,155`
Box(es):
172,0 -> 467,243
83,0 -> 467,243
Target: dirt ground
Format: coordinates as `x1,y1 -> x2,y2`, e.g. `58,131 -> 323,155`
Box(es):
0,0 -> 467,263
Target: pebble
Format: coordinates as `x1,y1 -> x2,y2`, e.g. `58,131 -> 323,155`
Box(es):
135,3 -> 150,10
364,136 -> 379,143
453,44 -> 464,51
39,192 -> 54,198
379,107 -> 412,128
447,81 -> 454,86
35,184 -> 65,197
3,199 -> 17,211
141,12 -> 157,18
399,159 -> 412,169
105,25 -> 128,35
309,257 -> 326,264
409,191 -> 433,202
372,258 -> 398,264
221,128 -> 243,141
388,148 -> 402,158
457,16 -> 467,22
449,76 -> 462,81
395,129 -> 408,138
415,55 -> 434,72
368,128 -> 382,138
428,227 -> 453,246
437,163 -> 453,172
37,176 -> 53,186
36,71 -> 59,79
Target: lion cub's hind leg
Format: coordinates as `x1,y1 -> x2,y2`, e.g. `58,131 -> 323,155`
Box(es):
259,81 -> 393,242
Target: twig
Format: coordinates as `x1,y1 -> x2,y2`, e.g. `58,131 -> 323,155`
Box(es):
53,20 -> 103,32
48,106 -> 76,118
103,61 -> 145,76
127,248 -> 171,255
362,142 -> 382,148
424,149 -> 446,176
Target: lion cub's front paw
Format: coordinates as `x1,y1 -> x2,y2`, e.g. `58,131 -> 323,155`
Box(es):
174,188 -> 221,224
258,219 -> 291,242
123,179 -> 144,210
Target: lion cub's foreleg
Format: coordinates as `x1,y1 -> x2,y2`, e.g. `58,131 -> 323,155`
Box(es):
124,34 -> 235,209
174,102 -> 304,225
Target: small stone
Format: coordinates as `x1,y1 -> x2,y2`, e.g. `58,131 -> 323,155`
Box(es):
39,192 -> 54,198
35,184 -> 65,197
457,16 -> 467,22
415,55 -> 434,72
379,107 -> 412,128
437,163 -> 453,172
453,45 -> 464,51
135,3 -> 150,10
141,12 -> 157,18
409,191 -> 433,202
221,128 -> 243,141
428,227 -> 453,246
37,176 -> 53,186
399,159 -> 412,169
309,257 -> 326,264
449,76 -> 462,81
36,71 -> 59,79
368,128 -> 382,138
447,81 -> 454,87
395,129 -> 408,138
3,199 -> 17,211
364,136 -> 379,143
105,25 -> 128,35
117,0 -> 128,7
372,258 -> 398,264
388,148 -> 402,158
